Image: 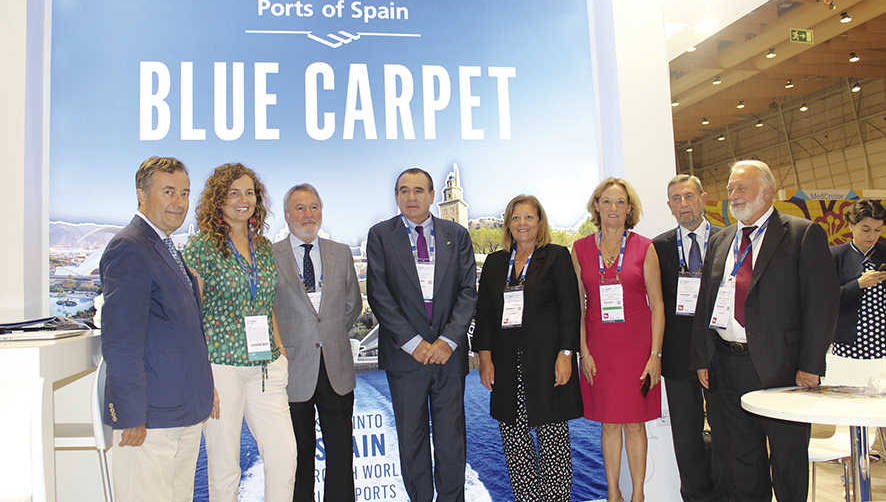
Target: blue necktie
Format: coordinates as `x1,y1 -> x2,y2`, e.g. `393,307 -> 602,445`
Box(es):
163,237 -> 191,285
688,232 -> 702,274
301,243 -> 316,292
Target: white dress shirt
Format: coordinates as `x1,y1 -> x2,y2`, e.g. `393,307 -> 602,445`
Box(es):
288,233 -> 323,285
679,218 -> 711,264
717,206 -> 774,343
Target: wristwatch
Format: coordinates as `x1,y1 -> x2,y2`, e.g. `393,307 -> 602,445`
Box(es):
559,349 -> 573,356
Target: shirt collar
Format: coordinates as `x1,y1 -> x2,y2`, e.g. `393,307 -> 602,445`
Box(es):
680,218 -> 708,239
401,214 -> 433,233
849,241 -> 876,259
289,232 -> 319,250
136,212 -> 168,239
738,206 -> 774,231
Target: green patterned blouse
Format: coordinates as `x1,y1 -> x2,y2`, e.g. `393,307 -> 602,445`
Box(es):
183,231 -> 280,366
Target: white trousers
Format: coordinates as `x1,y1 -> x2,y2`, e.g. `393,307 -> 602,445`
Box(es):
206,356 -> 297,502
111,421 -> 204,502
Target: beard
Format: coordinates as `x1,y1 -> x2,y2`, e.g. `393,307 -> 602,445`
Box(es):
730,191 -> 768,223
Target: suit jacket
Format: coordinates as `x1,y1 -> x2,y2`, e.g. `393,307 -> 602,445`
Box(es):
691,209 -> 839,387
473,244 -> 583,425
273,236 -> 362,401
99,216 -> 214,429
366,215 -> 477,372
830,240 -> 886,345
653,223 -> 722,379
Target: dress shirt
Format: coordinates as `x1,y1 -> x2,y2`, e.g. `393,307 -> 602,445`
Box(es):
288,233 -> 323,286
399,214 -> 456,355
136,211 -> 169,239
717,206 -> 774,343
679,218 -> 711,264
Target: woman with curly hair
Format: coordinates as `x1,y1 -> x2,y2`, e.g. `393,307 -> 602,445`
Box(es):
183,163 -> 296,502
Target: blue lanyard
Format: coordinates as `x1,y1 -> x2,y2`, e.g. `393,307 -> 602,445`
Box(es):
400,215 -> 436,259
729,220 -> 770,277
597,231 -> 628,276
676,221 -> 711,272
228,233 -> 258,302
506,247 -> 535,286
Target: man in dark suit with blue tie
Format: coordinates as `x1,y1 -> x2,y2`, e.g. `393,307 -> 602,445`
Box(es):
366,167 -> 477,502
653,175 -> 727,502
100,156 -> 214,502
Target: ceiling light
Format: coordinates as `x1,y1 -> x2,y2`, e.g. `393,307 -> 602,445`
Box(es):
799,104 -> 809,112
851,81 -> 861,93
736,100 -> 745,109
701,117 -> 710,126
717,134 -> 726,142
685,146 -> 694,153
785,79 -> 794,89
840,11 -> 852,24
712,75 -> 722,85
849,52 -> 860,63
755,119 -> 764,128
766,48 -> 777,59
672,100 -> 680,107
686,46 -> 697,53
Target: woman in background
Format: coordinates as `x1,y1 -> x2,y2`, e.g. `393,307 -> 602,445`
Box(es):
475,194 -> 583,502
183,163 -> 296,502
572,178 -> 665,502
825,199 -> 886,385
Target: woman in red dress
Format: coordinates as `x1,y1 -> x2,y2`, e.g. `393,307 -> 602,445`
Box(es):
572,177 -> 665,502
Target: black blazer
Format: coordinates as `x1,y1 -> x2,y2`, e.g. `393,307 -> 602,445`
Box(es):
653,223 -> 722,379
691,210 -> 840,387
830,240 -> 886,345
474,244 -> 583,425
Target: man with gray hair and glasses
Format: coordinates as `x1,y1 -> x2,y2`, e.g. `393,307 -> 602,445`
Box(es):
691,160 -> 838,502
273,183 -> 362,502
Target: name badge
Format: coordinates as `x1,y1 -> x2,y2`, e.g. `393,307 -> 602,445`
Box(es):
709,278 -> 735,329
501,288 -> 524,328
675,274 -> 701,316
245,314 -> 271,361
307,290 -> 322,313
599,281 -> 625,323
416,262 -> 434,300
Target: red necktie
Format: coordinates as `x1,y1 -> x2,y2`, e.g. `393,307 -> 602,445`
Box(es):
734,226 -> 756,327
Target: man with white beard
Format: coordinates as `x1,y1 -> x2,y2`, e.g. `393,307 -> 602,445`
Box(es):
690,160 -> 839,502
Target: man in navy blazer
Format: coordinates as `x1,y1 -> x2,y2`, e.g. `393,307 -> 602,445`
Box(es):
100,156 -> 214,502
366,167 -> 477,502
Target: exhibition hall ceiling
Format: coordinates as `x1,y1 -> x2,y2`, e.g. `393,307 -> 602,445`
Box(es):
669,0 -> 886,143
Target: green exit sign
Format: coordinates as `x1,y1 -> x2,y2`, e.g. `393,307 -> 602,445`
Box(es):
791,28 -> 814,44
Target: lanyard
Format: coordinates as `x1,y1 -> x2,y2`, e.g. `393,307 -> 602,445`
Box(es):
676,221 -> 711,272
729,220 -> 770,277
401,215 -> 436,259
506,247 -> 535,286
228,233 -> 258,302
597,231 -> 628,277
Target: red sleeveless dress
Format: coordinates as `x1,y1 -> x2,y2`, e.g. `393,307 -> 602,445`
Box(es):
574,232 -> 661,423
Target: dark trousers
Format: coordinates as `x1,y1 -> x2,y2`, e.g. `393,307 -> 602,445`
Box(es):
386,360 -> 466,502
289,357 -> 355,502
713,345 -> 810,502
665,373 -> 730,502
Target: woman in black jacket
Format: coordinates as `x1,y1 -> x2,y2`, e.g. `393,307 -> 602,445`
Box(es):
474,194 -> 583,502
825,199 -> 886,386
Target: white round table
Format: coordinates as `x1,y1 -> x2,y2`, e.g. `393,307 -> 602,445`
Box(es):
742,386 -> 886,502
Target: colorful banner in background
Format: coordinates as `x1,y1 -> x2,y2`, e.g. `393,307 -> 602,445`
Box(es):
705,199 -> 886,245
48,1 -> 609,500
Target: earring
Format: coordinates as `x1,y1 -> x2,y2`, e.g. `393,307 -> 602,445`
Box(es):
249,217 -> 256,226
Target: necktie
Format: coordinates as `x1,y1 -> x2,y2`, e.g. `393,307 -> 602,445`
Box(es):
301,243 -> 316,292
734,226 -> 756,327
163,237 -> 191,285
688,232 -> 702,274
415,225 -> 433,321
